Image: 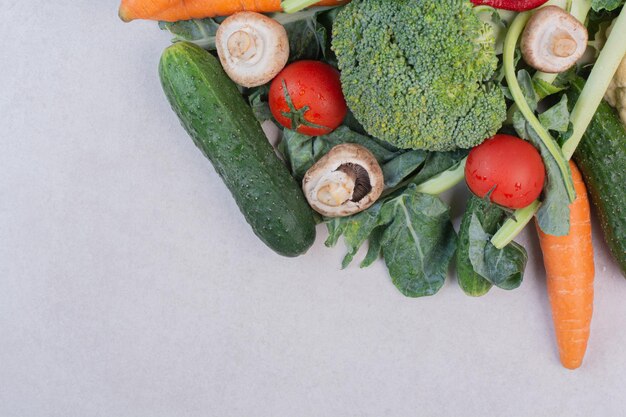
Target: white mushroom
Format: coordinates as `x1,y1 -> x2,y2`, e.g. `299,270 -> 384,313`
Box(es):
521,6 -> 588,74
216,12 -> 289,88
302,144 -> 384,218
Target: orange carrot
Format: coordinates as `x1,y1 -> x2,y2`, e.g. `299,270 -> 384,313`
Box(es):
119,0 -> 347,22
536,160 -> 594,370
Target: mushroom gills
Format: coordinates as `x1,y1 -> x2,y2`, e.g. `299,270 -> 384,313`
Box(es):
315,163 -> 372,207
338,163 -> 372,202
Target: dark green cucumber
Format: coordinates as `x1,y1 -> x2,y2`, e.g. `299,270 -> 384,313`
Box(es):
568,77 -> 626,276
456,195 -> 500,296
159,42 -> 316,257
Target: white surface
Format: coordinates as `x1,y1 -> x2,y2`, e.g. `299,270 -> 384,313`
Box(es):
1,2 -> 626,416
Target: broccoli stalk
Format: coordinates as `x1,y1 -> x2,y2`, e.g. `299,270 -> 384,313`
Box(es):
492,0 -> 626,249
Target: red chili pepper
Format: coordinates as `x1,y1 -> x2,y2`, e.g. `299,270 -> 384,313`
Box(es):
470,0 -> 549,11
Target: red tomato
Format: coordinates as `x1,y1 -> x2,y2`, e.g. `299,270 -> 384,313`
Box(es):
269,60 -> 347,136
465,134 -> 546,209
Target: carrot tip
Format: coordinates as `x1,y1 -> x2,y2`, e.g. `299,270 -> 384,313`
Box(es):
118,6 -> 133,22
561,358 -> 583,370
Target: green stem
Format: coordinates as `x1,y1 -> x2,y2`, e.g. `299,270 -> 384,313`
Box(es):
281,0 -> 325,14
503,11 -> 576,202
381,157 -> 467,199
491,201 -> 541,248
414,158 -> 467,195
562,5 -> 626,159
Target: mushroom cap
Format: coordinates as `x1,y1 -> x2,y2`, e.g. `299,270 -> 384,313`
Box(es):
216,12 -> 289,88
521,6 -> 588,74
302,144 -> 384,218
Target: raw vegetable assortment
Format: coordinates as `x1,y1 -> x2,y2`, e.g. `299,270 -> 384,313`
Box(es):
120,0 -> 626,369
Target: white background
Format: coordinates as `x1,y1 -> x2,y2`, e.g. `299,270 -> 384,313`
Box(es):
2,1 -> 626,416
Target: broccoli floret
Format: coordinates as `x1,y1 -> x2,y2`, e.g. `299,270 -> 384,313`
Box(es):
331,0 -> 507,151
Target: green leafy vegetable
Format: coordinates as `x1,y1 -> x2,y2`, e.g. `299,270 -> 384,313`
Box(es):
381,150 -> 428,188
533,78 -> 566,100
591,0 -> 625,11
246,85 -> 273,125
326,185 -> 456,297
360,226 -> 385,268
539,95 -> 571,134
378,187 -> 456,297
456,195 -> 526,296
468,215 -> 527,290
408,150 -> 469,188
325,202 -> 385,269
279,126 -> 401,181
267,10 -> 329,62
159,18 -> 221,49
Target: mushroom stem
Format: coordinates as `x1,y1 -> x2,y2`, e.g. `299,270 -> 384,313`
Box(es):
551,31 -> 577,57
227,30 -> 257,59
316,171 -> 356,207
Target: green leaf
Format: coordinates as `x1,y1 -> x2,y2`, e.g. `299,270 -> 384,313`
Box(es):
280,129 -> 322,180
360,226 -> 385,268
379,186 -> 457,297
336,202 -> 385,269
382,150 -> 428,188
280,126 -> 402,181
517,70 -> 539,111
325,216 -> 349,248
468,214 -> 527,289
246,85 -> 273,124
514,121 -> 572,236
533,78 -> 566,100
269,11 -> 328,62
409,149 -> 469,186
456,196 -> 497,297
539,95 -> 571,133
159,18 -> 220,49
591,0 -> 625,11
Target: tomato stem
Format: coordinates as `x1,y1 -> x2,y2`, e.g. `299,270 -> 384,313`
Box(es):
280,80 -> 331,132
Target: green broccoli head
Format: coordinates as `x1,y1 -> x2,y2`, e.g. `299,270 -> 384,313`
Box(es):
332,0 -> 507,151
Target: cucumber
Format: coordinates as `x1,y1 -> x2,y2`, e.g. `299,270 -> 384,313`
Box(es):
568,77 -> 626,276
159,42 -> 316,257
456,195 -> 499,296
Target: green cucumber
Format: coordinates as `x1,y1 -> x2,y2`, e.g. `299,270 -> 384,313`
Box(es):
456,195 -> 499,296
159,42 -> 316,257
568,77 -> 626,276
